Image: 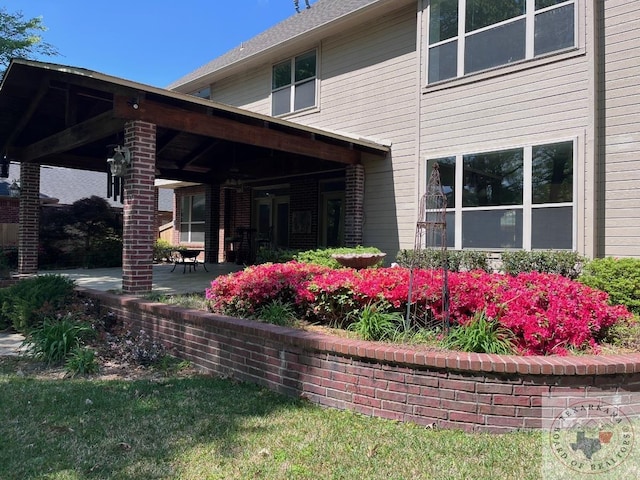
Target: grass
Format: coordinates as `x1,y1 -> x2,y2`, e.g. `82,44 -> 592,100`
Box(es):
0,356 -> 544,480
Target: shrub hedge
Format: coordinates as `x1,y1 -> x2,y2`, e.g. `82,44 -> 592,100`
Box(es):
579,257 -> 640,315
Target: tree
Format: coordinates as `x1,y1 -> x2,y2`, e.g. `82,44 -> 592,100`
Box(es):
0,7 -> 57,77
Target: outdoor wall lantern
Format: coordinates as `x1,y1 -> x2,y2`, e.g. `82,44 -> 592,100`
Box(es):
107,145 -> 131,177
0,155 -> 9,178
8,179 -> 20,198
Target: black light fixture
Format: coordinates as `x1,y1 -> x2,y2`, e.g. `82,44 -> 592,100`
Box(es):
107,145 -> 131,177
8,179 -> 20,198
0,155 -> 9,178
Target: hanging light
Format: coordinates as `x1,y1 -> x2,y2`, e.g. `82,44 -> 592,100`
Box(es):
8,179 -> 20,198
107,146 -> 131,177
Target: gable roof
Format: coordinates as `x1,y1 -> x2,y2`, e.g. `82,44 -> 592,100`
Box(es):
169,0 -> 391,90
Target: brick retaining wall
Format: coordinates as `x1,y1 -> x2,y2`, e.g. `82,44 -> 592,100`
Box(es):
83,288 -> 640,433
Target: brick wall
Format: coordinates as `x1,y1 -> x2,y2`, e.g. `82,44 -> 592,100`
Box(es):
290,178 -> 318,250
345,164 -> 365,246
18,163 -> 40,273
0,198 -> 19,223
83,288 -> 640,433
122,121 -> 156,294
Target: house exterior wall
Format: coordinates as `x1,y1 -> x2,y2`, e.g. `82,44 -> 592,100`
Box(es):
418,1 -> 595,256
210,4 -> 419,257
602,0 -> 640,257
187,0 -> 640,259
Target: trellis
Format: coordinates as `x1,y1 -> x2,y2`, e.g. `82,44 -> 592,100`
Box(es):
405,163 -> 450,332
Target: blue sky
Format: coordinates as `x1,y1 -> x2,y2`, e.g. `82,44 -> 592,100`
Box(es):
4,0 -> 316,87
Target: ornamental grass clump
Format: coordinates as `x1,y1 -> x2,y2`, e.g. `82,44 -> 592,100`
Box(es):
346,302 -> 403,341
443,310 -> 516,355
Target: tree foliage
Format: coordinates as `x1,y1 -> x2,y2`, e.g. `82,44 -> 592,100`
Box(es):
0,7 -> 57,76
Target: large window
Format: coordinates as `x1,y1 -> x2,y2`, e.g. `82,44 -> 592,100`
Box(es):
272,50 -> 317,115
180,194 -> 205,243
427,0 -> 575,83
427,140 -> 574,250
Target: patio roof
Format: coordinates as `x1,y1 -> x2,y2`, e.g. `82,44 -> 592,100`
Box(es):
0,59 -> 389,185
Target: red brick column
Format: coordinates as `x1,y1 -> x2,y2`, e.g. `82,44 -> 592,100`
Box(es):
18,162 -> 40,273
345,164 -> 365,246
205,184 -> 220,264
122,121 -> 156,294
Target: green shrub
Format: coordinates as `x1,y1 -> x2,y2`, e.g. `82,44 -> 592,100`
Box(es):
579,257 -> 640,315
396,249 -> 490,272
256,299 -> 296,326
84,236 -> 123,268
256,247 -> 300,264
0,274 -> 76,332
65,346 -> 99,376
346,302 -> 403,341
154,239 -> 175,263
500,250 -> 584,279
295,246 -> 382,268
442,311 -> 516,355
22,315 -> 94,365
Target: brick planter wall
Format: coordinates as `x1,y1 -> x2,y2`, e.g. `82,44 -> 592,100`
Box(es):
83,288 -> 640,433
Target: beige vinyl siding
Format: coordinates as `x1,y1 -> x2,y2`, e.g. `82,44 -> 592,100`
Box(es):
294,5 -> 419,255
419,1 -> 593,255
211,68 -> 271,114
602,1 -> 640,257
210,4 -> 419,256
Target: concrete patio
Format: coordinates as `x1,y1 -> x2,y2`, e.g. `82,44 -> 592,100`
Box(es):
36,262 -> 244,295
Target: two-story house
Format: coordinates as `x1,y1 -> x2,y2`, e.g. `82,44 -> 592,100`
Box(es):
167,0 -> 639,261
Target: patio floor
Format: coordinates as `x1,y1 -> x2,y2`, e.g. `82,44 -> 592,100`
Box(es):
37,262 -> 244,295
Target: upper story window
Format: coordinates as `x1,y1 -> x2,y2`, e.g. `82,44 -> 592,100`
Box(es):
272,50 -> 317,116
427,0 -> 575,84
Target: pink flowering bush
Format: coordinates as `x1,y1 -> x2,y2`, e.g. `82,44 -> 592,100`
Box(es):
206,262 -> 632,355
205,261 -> 331,318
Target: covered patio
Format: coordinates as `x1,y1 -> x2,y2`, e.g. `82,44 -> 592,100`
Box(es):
0,59 -> 389,294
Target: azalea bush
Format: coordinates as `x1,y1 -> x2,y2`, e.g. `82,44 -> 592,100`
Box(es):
205,262 -> 632,356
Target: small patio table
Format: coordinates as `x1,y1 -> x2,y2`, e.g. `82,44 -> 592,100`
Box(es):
171,249 -> 209,274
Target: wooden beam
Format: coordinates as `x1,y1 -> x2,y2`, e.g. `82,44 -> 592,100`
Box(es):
113,96 -> 360,165
1,79 -> 50,153
21,111 -> 125,162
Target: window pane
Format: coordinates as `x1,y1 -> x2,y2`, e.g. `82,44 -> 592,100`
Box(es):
272,61 -> 291,89
294,79 -> 315,111
532,141 -> 573,204
465,19 -> 526,73
534,4 -> 575,56
191,224 -> 205,243
462,209 -> 523,248
466,0 -> 525,32
272,87 -> 291,115
191,194 -> 206,222
429,0 -> 458,44
428,41 -> 458,83
532,206 -> 572,249
180,196 -> 190,221
535,0 -> 567,10
463,148 -> 523,207
427,156 -> 456,208
179,228 -> 189,243
295,52 -> 316,82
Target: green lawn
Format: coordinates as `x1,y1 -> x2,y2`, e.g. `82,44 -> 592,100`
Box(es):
0,357 -> 547,480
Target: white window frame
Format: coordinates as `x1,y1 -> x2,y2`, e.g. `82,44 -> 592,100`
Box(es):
179,194 -> 205,244
271,49 -> 318,116
426,0 -> 578,85
427,138 -> 577,251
